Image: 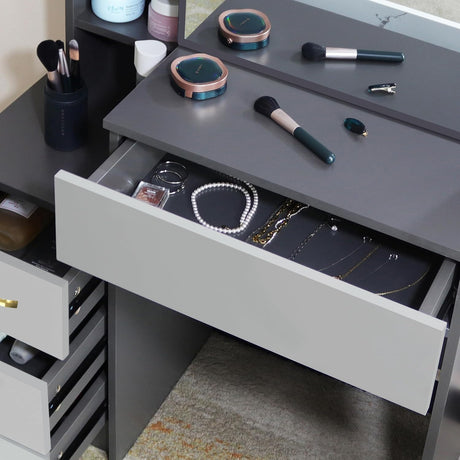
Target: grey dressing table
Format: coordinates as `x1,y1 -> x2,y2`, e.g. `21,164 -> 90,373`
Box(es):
54,1 -> 460,459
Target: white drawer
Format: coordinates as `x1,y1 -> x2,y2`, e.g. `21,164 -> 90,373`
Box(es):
0,229 -> 98,359
0,305 -> 106,455
0,378 -> 106,460
55,141 -> 453,415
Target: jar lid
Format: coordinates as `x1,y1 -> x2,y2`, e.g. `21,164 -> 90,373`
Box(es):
151,0 -> 179,17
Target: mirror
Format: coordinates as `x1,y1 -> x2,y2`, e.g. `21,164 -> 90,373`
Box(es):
178,0 -> 460,141
180,0 -> 460,48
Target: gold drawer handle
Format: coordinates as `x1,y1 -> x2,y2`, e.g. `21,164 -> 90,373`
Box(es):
0,298 -> 18,309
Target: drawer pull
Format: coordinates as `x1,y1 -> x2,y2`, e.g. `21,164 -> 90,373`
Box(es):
0,298 -> 18,308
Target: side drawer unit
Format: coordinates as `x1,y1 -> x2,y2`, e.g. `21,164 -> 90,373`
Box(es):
0,304 -> 106,455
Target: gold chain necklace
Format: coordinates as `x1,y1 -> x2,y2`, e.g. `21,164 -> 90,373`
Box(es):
353,252 -> 398,283
318,236 -> 373,273
250,199 -> 309,247
289,219 -> 330,260
333,245 -> 380,280
375,267 -> 430,296
290,226 -> 379,280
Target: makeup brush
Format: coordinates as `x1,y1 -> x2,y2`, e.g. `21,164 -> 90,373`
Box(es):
68,39 -> 80,81
302,42 -> 404,63
56,40 -> 72,92
36,40 -> 63,92
254,96 -> 335,165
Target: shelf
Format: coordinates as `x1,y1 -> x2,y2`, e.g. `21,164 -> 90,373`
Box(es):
75,9 -> 153,45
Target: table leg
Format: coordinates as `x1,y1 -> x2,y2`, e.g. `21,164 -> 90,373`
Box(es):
107,285 -> 211,460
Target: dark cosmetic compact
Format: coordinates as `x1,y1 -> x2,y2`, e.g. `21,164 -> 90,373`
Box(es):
170,53 -> 228,100
218,9 -> 271,50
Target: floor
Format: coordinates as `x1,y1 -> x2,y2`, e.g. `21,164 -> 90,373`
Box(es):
81,332 -> 429,460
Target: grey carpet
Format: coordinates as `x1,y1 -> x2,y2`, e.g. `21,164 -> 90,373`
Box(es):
114,331 -> 429,459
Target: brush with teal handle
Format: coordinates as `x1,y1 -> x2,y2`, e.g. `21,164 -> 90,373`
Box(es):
254,96 -> 335,165
302,42 -> 404,63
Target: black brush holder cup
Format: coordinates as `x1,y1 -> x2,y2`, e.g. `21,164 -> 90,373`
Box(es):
44,82 -> 88,151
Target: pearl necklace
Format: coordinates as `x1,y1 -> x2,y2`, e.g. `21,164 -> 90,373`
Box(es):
191,181 -> 258,234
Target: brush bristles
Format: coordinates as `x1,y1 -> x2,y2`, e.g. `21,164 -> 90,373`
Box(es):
69,39 -> 79,61
36,40 -> 59,71
301,42 -> 326,61
254,96 -> 280,118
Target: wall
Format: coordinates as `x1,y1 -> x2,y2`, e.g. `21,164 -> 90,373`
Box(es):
0,1 -> 65,112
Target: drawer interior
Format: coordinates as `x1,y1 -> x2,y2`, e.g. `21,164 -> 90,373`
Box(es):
1,217 -> 70,277
96,146 -> 452,313
0,334 -> 55,379
0,200 -> 96,310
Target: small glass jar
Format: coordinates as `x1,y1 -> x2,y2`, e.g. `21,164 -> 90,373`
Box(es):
91,0 -> 145,23
148,0 -> 179,43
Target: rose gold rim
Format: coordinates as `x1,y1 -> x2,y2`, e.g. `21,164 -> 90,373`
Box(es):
218,9 -> 271,44
170,53 -> 228,98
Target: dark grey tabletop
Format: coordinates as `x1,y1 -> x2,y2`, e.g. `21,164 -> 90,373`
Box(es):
182,0 -> 460,141
0,78 -> 109,209
104,48 -> 460,261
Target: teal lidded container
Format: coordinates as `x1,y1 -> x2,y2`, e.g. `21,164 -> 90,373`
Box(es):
170,54 -> 229,100
218,9 -> 271,50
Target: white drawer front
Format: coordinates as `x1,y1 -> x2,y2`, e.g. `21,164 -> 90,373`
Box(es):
0,363 -> 49,454
55,170 -> 447,414
0,253 -> 68,359
0,377 -> 106,460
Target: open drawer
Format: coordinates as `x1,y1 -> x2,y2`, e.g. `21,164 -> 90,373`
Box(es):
0,303 -> 106,455
55,140 -> 456,415
0,222 -> 100,359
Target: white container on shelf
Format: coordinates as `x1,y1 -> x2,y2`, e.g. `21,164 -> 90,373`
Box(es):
91,0 -> 145,23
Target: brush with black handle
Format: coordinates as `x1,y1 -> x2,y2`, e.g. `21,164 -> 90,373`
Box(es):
302,41 -> 404,63
254,96 -> 335,165
68,39 -> 80,84
36,40 -> 63,92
